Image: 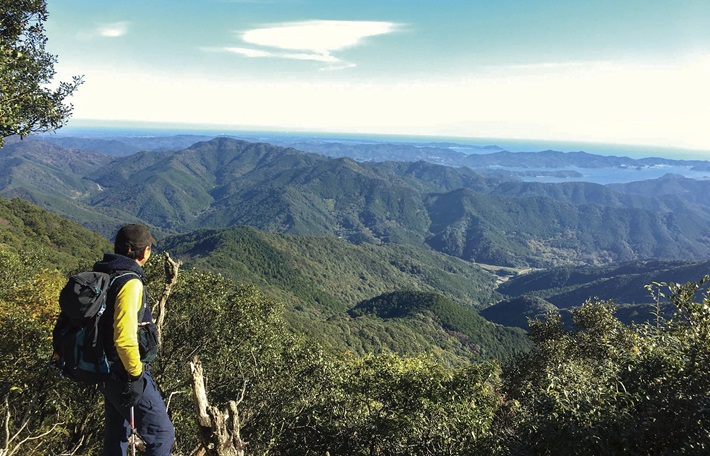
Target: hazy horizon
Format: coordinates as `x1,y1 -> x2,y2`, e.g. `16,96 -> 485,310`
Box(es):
47,1 -> 710,154
49,120 -> 710,161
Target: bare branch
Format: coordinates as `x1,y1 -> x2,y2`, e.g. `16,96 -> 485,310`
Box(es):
154,252 -> 182,346
1,397 -> 64,456
166,391 -> 185,414
58,434 -> 85,456
7,422 -> 64,456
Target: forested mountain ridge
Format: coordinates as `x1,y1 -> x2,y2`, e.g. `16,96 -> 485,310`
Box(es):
3,136 -> 710,268
499,258 -> 710,306
160,225 -> 500,310
0,138 -> 163,236
0,137 -> 111,196
609,173 -> 710,208
4,193 -> 705,363
158,225 -> 531,362
50,132 -> 707,170
158,219 -> 710,331
427,187 -> 708,265
40,133 -> 218,155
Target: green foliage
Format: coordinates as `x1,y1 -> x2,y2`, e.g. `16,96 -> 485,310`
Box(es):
3,193 -> 710,454
0,0 -> 82,146
147,265 -> 337,454
146,265 -> 505,455
0,248 -> 104,455
163,226 -> 500,311
166,227 -> 346,312
501,281 -> 710,455
501,300 -> 641,454
479,295 -> 558,330
0,195 -> 111,271
302,354 -> 501,456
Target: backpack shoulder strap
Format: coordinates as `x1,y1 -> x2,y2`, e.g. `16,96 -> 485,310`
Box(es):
106,270 -> 148,322
109,270 -> 142,286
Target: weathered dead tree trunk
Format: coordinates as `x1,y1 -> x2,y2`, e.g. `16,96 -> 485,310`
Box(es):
190,357 -> 246,456
154,252 -> 182,346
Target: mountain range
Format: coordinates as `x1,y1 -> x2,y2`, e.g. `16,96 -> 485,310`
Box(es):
38,133 -> 710,171
3,136 -> 710,269
3,132 -> 710,360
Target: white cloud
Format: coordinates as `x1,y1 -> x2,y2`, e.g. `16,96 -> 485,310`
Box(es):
98,21 -> 129,38
82,21 -> 130,38
215,20 -> 400,68
242,20 -> 397,53
220,46 -> 351,69
223,47 -> 273,58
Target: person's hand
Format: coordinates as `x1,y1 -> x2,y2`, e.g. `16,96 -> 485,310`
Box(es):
121,372 -> 144,407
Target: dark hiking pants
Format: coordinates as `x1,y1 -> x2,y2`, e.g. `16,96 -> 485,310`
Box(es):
101,370 -> 175,455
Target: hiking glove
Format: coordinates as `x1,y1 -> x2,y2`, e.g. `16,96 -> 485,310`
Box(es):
121,372 -> 144,407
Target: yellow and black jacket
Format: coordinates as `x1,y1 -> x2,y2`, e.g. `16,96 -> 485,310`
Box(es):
93,253 -> 152,379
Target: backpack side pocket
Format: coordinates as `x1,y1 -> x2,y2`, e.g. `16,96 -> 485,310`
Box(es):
137,322 -> 159,363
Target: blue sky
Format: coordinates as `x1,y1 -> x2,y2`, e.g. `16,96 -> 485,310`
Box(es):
46,1 -> 710,154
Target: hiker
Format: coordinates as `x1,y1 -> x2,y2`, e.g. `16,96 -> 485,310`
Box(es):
95,224 -> 175,455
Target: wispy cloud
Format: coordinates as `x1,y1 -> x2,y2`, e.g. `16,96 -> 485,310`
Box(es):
96,21 -> 130,38
213,20 -> 400,69
224,47 -> 340,63
223,47 -> 273,58
77,21 -> 130,39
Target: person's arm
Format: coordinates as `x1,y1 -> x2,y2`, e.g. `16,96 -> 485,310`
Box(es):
113,278 -> 143,378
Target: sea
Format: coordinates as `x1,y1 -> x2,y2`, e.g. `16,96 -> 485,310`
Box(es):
53,124 -> 710,186
485,165 -> 710,185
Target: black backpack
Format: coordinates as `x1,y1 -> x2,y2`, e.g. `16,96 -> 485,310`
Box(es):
52,270 -> 138,385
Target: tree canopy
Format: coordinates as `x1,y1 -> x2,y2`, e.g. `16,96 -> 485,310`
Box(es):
0,0 -> 82,147
1,239 -> 710,454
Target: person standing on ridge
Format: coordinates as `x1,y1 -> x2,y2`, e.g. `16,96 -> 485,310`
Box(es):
94,224 -> 175,455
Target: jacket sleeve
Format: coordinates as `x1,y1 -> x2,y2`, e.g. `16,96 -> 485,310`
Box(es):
113,278 -> 143,378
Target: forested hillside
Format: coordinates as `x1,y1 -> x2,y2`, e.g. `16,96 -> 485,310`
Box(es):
0,196 -> 111,270
160,225 -> 528,363
3,136 -> 710,268
161,226 -> 499,309
2,199 -> 709,455
483,259 -> 710,328
499,259 -> 710,303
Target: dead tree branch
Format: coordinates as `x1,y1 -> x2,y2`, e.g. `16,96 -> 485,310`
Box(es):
154,252 -> 182,346
189,357 -> 246,456
2,396 -> 65,456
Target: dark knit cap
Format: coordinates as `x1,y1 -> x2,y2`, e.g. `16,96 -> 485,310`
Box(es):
114,224 -> 156,252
